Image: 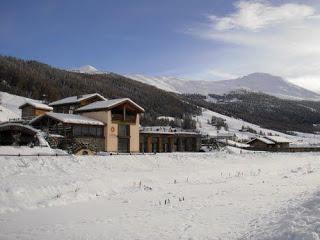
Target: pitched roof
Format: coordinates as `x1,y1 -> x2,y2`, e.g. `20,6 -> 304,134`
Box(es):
265,136 -> 291,143
19,101 -> 53,111
49,93 -> 107,106
76,98 -> 145,112
30,112 -> 104,126
247,137 -> 275,145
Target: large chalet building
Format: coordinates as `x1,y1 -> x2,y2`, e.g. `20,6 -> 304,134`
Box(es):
29,94 -> 143,154
16,93 -> 201,154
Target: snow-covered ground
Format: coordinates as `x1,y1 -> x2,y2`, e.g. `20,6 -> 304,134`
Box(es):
0,105 -> 18,122
0,91 -> 43,122
0,152 -> 320,239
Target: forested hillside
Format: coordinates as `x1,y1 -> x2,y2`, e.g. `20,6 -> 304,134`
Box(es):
0,56 -> 200,126
185,91 -> 320,133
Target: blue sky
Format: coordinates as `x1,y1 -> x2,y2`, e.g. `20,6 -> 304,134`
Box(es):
1,0 -> 320,89
0,0 -> 235,75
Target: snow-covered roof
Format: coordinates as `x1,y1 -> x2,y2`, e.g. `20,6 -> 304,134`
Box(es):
265,136 -> 291,143
0,122 -> 49,147
19,101 -> 53,111
217,133 -> 236,137
76,98 -> 145,112
247,137 -> 275,145
157,116 -> 175,121
49,93 -> 107,106
0,122 -> 40,133
140,126 -> 200,135
30,112 -> 104,126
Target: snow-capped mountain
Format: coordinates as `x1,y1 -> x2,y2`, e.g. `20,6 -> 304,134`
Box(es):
69,64 -> 320,100
71,65 -> 108,74
128,73 -> 320,100
125,74 -> 181,93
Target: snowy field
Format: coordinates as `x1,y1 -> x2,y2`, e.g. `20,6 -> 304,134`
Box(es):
0,151 -> 320,239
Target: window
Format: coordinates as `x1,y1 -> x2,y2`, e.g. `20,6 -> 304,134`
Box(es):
89,126 -> 97,136
73,126 -> 81,137
72,125 -> 104,137
82,126 -> 89,135
118,138 -> 129,153
97,127 -> 103,137
118,125 -> 129,137
152,137 -> 158,152
118,124 -> 130,153
69,106 -> 75,114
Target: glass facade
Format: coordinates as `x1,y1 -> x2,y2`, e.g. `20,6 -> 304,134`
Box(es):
118,124 -> 130,153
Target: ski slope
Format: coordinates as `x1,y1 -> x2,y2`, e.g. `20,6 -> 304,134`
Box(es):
0,91 -> 42,122
196,108 -> 320,146
0,105 -> 18,122
0,152 -> 319,239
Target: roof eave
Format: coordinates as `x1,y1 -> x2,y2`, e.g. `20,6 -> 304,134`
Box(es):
76,99 -> 145,113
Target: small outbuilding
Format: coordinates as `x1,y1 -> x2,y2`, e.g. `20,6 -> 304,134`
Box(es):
247,136 -> 291,150
265,136 -> 291,148
19,101 -> 53,120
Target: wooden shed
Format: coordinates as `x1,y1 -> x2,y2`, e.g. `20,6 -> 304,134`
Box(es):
19,101 -> 52,120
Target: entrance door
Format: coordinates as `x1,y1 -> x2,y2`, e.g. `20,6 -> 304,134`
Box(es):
118,138 -> 129,153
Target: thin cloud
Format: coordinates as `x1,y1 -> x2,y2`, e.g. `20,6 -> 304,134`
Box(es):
211,0 -> 315,31
187,0 -> 320,91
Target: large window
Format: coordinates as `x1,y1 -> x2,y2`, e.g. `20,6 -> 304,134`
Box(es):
118,124 -> 130,137
118,138 -> 129,153
73,125 -> 104,137
118,124 -> 130,153
152,137 -> 158,153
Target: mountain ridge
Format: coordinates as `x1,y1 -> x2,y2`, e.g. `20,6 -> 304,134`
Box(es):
0,55 -> 200,123
72,65 -> 320,100
128,72 -> 320,100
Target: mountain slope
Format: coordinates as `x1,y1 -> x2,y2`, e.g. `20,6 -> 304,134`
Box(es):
186,91 -> 320,133
128,73 -> 320,100
0,56 -> 200,121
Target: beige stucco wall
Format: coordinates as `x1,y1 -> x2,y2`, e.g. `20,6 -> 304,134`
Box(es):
107,116 -> 118,152
80,110 -> 141,153
130,114 -> 140,152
